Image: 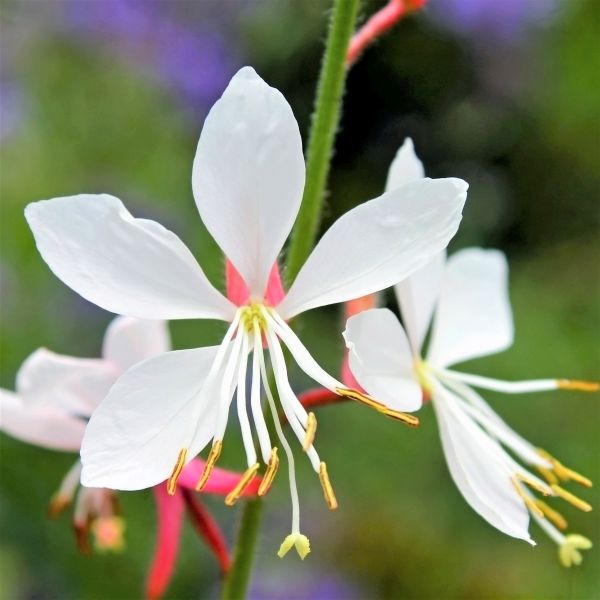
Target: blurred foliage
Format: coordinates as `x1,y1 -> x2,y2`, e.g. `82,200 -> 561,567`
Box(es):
1,0 -> 598,599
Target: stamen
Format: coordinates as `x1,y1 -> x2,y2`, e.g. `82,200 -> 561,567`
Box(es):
517,473 -> 552,496
167,448 -> 187,495
535,500 -> 568,530
303,412 -> 317,451
512,477 -> 544,518
557,379 -> 599,392
536,466 -> 559,486
538,449 -> 592,488
551,484 -> 592,512
225,463 -> 260,506
258,448 -> 280,497
48,493 -> 72,518
319,462 -> 338,510
336,387 -> 420,427
196,441 -> 223,491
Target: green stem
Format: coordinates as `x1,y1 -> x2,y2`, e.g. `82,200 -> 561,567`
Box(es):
286,0 -> 361,286
221,2 -> 360,597
219,499 -> 264,600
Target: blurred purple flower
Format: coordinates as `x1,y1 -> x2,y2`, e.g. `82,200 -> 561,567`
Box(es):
64,0 -> 235,107
0,80 -> 27,141
250,573 -> 361,600
428,0 -> 559,43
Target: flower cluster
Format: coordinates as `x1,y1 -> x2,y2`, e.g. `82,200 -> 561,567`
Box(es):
2,64 -> 595,598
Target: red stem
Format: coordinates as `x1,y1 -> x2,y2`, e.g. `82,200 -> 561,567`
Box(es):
182,489 -> 231,574
346,0 -> 427,67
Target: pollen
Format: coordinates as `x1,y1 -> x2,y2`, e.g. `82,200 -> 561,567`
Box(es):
196,440 -> 223,491
91,516 -> 126,553
551,484 -> 592,512
557,379 -> 600,392
240,303 -> 268,333
258,448 -> 280,497
225,463 -> 260,506
319,461 -> 338,510
335,387 -> 420,428
303,412 -> 317,451
167,448 -> 188,495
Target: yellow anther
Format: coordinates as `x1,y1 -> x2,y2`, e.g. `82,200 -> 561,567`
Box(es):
512,477 -> 544,518
557,379 -> 599,392
258,448 -> 279,497
303,412 -> 317,451
318,462 -> 338,510
195,440 -> 223,491
225,463 -> 260,506
517,473 -> 552,496
48,493 -> 72,519
538,449 -> 592,488
167,448 -> 188,495
551,484 -> 592,512
536,466 -> 559,486
335,387 -> 420,428
534,500 -> 568,530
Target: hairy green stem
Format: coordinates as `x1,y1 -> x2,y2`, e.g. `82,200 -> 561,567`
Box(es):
286,0 -> 361,285
221,1 -> 360,597
219,499 -> 264,600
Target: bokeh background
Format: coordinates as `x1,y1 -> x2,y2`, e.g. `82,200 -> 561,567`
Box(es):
1,0 -> 598,598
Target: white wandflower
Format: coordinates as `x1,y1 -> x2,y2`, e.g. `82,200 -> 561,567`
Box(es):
24,68 -> 468,554
0,317 -> 169,552
344,139 -> 596,557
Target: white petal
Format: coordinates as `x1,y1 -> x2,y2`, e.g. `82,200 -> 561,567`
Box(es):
25,194 -> 235,320
0,389 -> 85,451
278,178 -> 468,319
428,248 -> 514,367
432,387 -> 532,543
441,377 -> 550,468
385,138 -> 425,191
16,348 -> 118,416
81,346 -> 221,490
343,309 -> 422,412
394,252 -> 446,355
192,67 -> 305,296
102,316 -> 171,372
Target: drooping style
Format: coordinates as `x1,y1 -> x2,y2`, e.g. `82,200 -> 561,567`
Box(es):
25,67 -> 468,555
343,140 -> 595,564
0,317 -> 256,596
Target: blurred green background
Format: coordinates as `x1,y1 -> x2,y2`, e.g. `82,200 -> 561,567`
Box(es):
1,0 -> 598,598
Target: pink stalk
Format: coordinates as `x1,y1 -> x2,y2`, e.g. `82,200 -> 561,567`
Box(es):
146,485 -> 185,600
182,489 -> 231,574
346,0 -> 427,67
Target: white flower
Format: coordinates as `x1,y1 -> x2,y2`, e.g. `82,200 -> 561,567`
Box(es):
343,139 -> 596,555
25,68 -> 468,554
0,317 -> 169,552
